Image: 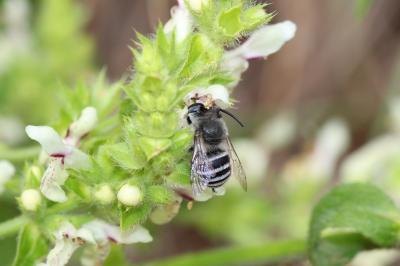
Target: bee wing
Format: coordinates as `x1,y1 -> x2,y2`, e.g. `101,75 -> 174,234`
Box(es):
224,136 -> 247,191
191,131 -> 213,197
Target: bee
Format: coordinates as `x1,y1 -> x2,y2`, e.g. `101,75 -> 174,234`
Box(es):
186,102 -> 247,196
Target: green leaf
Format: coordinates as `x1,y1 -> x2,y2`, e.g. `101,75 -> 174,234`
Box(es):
308,183 -> 400,266
106,143 -> 146,170
13,222 -> 48,266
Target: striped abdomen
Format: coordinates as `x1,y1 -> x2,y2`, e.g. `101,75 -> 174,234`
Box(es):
203,149 -> 231,188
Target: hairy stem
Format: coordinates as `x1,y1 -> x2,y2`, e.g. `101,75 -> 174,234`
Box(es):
0,146 -> 40,162
141,239 -> 306,266
0,216 -> 28,238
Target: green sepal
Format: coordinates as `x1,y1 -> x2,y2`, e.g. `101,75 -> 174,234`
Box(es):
12,222 -> 48,266
64,178 -> 91,202
133,111 -> 179,138
166,161 -> 191,187
137,137 -> 172,161
147,185 -> 174,205
106,142 -> 146,170
120,203 -> 152,231
218,4 -> 243,38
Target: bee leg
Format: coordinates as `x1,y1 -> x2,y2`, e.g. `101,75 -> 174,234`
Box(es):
212,188 -> 216,193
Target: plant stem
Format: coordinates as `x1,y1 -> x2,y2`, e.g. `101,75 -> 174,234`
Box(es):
141,239 -> 306,266
0,215 -> 28,238
0,146 -> 40,162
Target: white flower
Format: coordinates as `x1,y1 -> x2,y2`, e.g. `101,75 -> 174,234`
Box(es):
184,84 -> 230,108
83,220 -> 152,244
258,112 -> 296,151
222,21 -> 297,87
0,160 -> 15,193
20,189 -> 41,211
64,107 -> 98,146
164,4 -> 193,42
117,184 -> 143,206
41,220 -> 152,266
309,119 -> 350,178
230,139 -> 268,184
40,222 -> 95,266
340,134 -> 400,182
0,116 -> 24,145
25,126 -> 90,202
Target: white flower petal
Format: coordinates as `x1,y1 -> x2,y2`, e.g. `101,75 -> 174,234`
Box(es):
40,158 -> 68,202
63,147 -> 90,169
236,21 -> 297,59
205,85 -> 230,107
25,126 -> 67,155
184,85 -> 231,108
46,239 -> 79,266
83,220 -> 153,244
68,107 -> 98,142
120,225 -> 153,244
164,5 -> 193,42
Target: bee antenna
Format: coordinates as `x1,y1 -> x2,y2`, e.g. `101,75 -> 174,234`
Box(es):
219,109 -> 244,127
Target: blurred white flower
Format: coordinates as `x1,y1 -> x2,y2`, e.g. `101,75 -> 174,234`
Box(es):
0,0 -> 31,73
231,138 -> 269,184
0,160 -> 15,193
164,4 -> 193,42
309,119 -> 350,178
388,97 -> 400,133
351,249 -> 400,266
184,84 -> 230,108
340,134 -> 400,183
0,116 -> 25,145
222,21 -> 297,87
25,126 -> 90,202
258,112 -> 297,151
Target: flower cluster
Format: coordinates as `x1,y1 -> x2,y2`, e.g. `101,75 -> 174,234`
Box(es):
3,1 -> 296,265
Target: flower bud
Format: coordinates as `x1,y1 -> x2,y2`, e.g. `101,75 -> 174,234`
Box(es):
94,185 -> 115,205
186,0 -> 209,11
21,189 -> 41,211
117,184 -> 143,206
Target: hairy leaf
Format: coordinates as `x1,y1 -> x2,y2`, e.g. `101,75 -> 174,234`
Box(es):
308,183 -> 400,266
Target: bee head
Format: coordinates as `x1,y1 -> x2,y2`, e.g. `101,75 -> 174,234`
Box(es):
187,103 -> 209,116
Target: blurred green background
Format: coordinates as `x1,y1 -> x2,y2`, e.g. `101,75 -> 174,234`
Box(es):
1,0 -> 400,265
